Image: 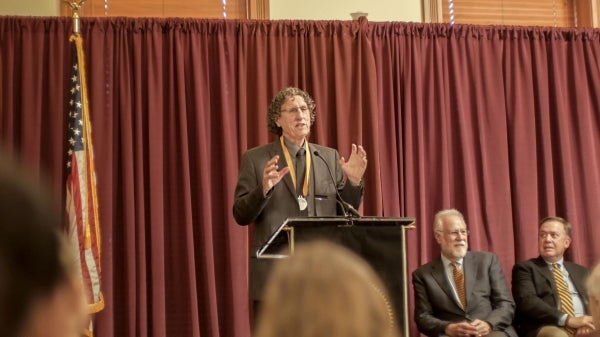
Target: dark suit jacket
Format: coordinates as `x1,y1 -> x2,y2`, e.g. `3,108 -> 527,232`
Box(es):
233,140 -> 364,300
412,251 -> 517,337
512,256 -> 590,337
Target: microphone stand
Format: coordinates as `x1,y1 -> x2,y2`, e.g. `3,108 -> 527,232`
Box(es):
313,150 -> 361,220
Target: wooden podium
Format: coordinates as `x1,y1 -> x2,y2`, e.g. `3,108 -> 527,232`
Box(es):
257,216 -> 416,337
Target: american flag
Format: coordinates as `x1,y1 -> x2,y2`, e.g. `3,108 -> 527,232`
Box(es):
65,34 -> 104,337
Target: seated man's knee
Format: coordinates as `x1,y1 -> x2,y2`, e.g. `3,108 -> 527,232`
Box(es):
535,326 -> 569,337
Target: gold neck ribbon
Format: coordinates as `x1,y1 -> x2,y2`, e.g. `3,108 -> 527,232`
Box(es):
280,136 -> 311,196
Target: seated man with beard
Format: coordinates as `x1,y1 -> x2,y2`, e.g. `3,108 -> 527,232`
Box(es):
412,209 -> 517,337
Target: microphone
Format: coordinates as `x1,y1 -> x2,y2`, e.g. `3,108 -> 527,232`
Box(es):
313,150 -> 361,218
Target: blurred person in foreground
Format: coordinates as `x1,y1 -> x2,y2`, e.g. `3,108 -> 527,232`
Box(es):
582,263 -> 600,337
0,156 -> 87,337
254,239 -> 399,337
412,209 -> 517,337
233,87 -> 368,318
512,217 -> 595,337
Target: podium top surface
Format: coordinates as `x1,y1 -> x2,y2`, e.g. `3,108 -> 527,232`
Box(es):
257,216 -> 416,258
281,216 -> 415,228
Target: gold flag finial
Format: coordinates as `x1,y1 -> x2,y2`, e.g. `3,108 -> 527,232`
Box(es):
62,0 -> 87,34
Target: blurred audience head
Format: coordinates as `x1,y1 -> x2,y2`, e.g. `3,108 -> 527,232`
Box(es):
586,263 -> 600,326
255,239 -> 399,337
0,154 -> 87,337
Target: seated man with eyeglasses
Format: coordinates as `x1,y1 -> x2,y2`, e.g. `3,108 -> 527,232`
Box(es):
412,209 -> 517,337
512,217 -> 595,337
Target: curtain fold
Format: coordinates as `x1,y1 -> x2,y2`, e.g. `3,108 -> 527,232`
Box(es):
1,17 -> 600,337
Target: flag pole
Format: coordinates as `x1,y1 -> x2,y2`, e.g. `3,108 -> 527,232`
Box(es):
62,0 -> 87,34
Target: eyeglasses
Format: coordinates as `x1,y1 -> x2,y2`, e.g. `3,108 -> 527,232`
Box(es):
437,229 -> 470,237
538,232 -> 561,239
280,106 -> 309,114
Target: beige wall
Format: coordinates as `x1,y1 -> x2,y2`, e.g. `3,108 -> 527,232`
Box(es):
270,0 -> 422,22
0,0 -> 422,21
0,0 -> 59,15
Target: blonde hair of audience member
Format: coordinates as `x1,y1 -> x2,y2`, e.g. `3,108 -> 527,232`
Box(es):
586,264 -> 600,329
0,157 -> 87,337
255,240 -> 399,337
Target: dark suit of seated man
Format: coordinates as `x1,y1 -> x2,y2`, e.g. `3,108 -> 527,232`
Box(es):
412,209 -> 517,337
512,216 -> 595,337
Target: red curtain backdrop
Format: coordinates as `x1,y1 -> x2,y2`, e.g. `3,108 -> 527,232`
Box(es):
1,16 -> 600,337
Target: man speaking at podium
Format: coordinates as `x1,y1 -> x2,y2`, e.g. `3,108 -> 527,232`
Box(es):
233,87 -> 367,321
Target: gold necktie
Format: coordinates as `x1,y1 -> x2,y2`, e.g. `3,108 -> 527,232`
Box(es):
552,263 -> 576,336
451,262 -> 467,309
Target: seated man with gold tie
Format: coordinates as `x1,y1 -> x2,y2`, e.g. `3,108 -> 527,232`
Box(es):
412,209 -> 517,337
512,216 -> 596,337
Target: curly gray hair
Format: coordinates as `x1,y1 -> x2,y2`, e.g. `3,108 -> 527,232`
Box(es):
267,87 -> 316,135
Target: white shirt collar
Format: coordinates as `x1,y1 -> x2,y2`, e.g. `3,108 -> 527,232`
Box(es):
441,254 -> 464,268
